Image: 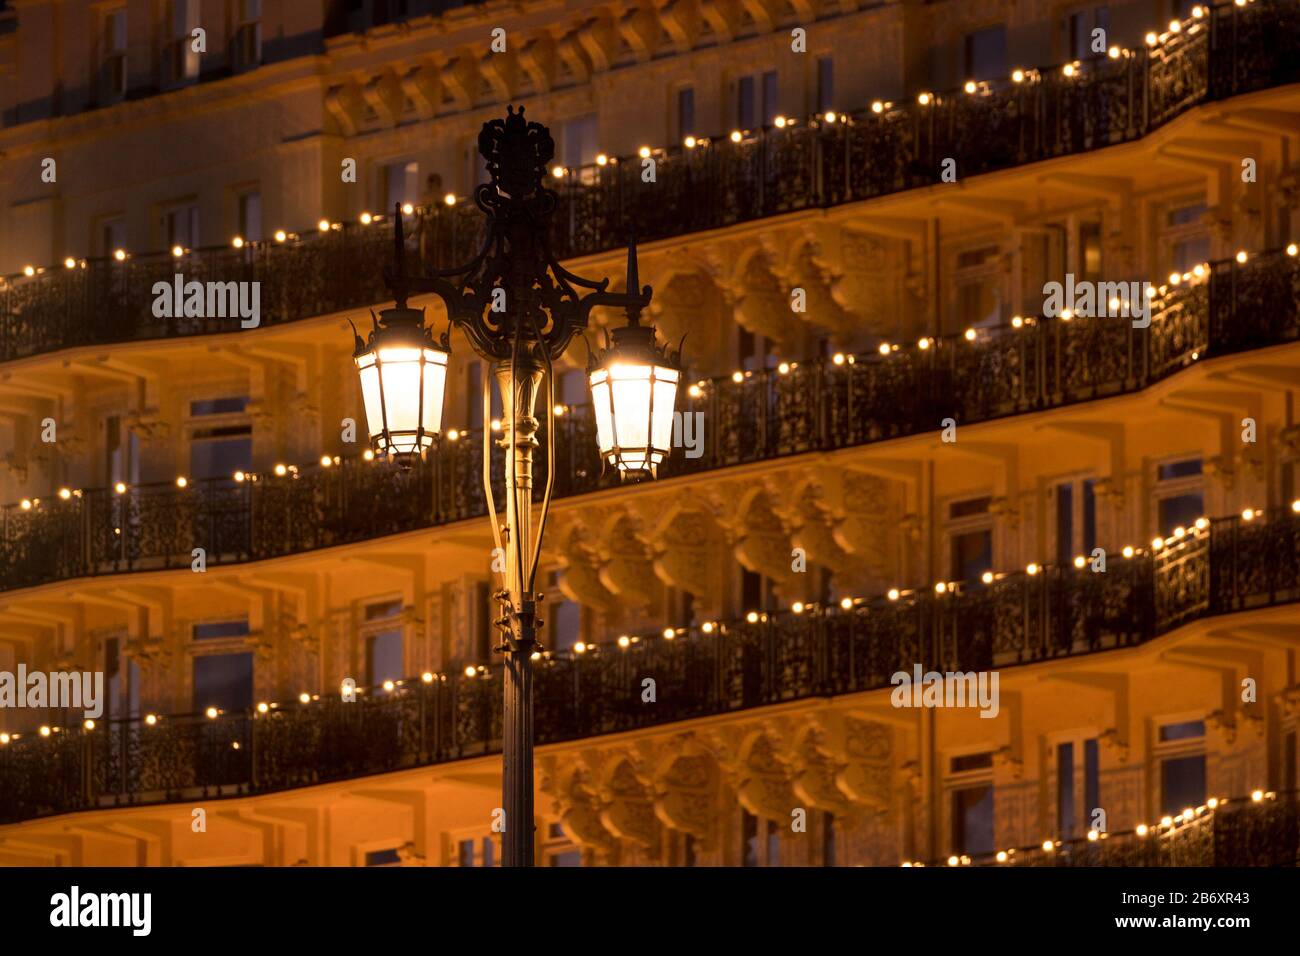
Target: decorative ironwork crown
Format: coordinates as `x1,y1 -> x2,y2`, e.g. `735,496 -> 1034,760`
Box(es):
477,106 -> 555,208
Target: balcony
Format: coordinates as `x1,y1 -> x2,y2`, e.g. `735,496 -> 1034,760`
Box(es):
1,504 -> 1297,826
926,790 -> 1299,867
2,0 -> 1298,361
2,247 -> 1298,593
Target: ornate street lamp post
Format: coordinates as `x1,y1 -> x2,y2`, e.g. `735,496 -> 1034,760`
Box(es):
350,107 -> 681,866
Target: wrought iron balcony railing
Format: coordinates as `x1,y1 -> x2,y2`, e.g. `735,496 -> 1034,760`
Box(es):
920,790 -> 1300,868
1,0 -> 1297,361
2,247 -> 1298,594
1,505 -> 1297,827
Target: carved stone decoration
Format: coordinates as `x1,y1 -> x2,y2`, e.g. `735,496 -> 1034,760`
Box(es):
733,252 -> 798,349
789,723 -> 853,816
651,507 -> 721,598
554,520 -> 618,612
656,0 -> 700,53
1207,709 -> 1238,746
837,230 -> 902,337
1092,476 -> 1126,512
652,745 -> 718,842
783,240 -> 854,339
789,482 -> 859,575
125,633 -> 171,671
598,513 -> 659,609
822,714 -> 892,811
598,755 -> 662,850
993,746 -> 1024,780
729,487 -> 800,594
1099,727 -> 1129,764
1275,424 -> 1300,463
517,36 -> 555,94
539,755 -> 617,857
724,729 -> 797,820
1204,455 -> 1236,491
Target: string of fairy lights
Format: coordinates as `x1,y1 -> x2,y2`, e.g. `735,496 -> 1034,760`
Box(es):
3,499 -> 1297,748
0,0 -> 1268,286
902,788 -> 1287,867
10,239 -> 1297,517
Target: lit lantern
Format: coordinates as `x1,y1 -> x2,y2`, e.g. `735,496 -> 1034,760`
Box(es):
588,320 -> 681,480
351,304 -> 450,458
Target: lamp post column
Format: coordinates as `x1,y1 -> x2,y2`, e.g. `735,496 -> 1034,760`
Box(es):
495,355 -> 544,867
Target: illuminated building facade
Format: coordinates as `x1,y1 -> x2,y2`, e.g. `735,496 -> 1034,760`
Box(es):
0,0 -> 1299,866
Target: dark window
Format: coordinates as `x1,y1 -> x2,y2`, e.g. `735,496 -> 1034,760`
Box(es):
1079,221 -> 1102,281
458,839 -> 474,866
1066,7 -> 1109,61
481,837 -> 495,867
761,70 -> 778,125
191,397 -> 249,416
1056,483 -> 1074,565
549,850 -> 582,866
1082,480 -> 1097,554
1057,742 -> 1076,839
949,496 -> 992,519
677,87 -> 695,140
365,848 -> 401,866
364,599 -> 402,621
192,652 -> 254,713
684,833 -> 697,867
1158,494 -> 1204,536
951,529 -> 992,583
951,752 -> 993,773
742,810 -> 760,866
1160,720 -> 1205,742
366,629 -> 403,687
816,57 -> 833,112
193,620 -> 250,640
822,811 -> 836,866
1158,458 -> 1202,480
952,785 -> 994,856
238,192 -> 262,242
1084,738 -> 1100,824
1161,755 -> 1207,815
190,434 -> 252,481
964,26 -> 1007,81
766,819 -> 780,866
737,75 -> 755,129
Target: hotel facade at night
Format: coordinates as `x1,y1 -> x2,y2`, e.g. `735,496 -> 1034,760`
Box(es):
0,0 -> 1299,867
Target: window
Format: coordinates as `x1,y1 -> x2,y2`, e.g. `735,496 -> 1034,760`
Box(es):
964,26 -> 1007,81
741,812 -> 787,865
104,414 -> 140,486
1161,200 -> 1211,274
163,0 -> 201,86
1054,478 -> 1097,565
193,620 -> 251,640
1065,6 -> 1110,61
1155,458 -> 1203,537
736,71 -> 777,129
233,0 -> 262,72
192,652 -> 254,713
457,839 -> 475,866
104,636 -> 141,719
949,752 -> 995,856
364,848 -> 401,866
384,160 -> 419,212
189,397 -> 252,480
560,114 -> 598,169
464,140 -> 490,192
547,574 -> 581,652
815,57 -> 833,113
99,216 -> 127,258
947,496 -> 993,583
99,7 -> 128,103
1057,737 -> 1101,838
1078,221 -> 1102,283
238,191 -> 262,243
822,811 -> 836,866
363,599 -> 403,687
741,568 -> 776,614
1156,719 -> 1206,814
738,326 -> 772,372
676,87 -> 695,142
953,246 -> 1002,330
162,201 -> 200,251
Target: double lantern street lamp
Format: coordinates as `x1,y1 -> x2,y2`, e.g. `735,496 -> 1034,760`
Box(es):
350,107 -> 683,866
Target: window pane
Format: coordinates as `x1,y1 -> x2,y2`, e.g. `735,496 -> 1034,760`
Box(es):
1158,493 -> 1203,536
951,529 -> 992,582
192,652 -> 254,713
1056,483 -> 1074,565
193,620 -> 250,640
1158,458 -> 1202,480
964,26 -> 1006,80
737,75 -> 755,129
816,57 -> 833,112
366,629 -> 404,686
952,785 -> 994,856
1057,742 -> 1075,839
190,437 -> 252,480
1160,720 -> 1205,742
677,88 -> 695,140
1161,755 -> 1206,815
1084,738 -> 1100,822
